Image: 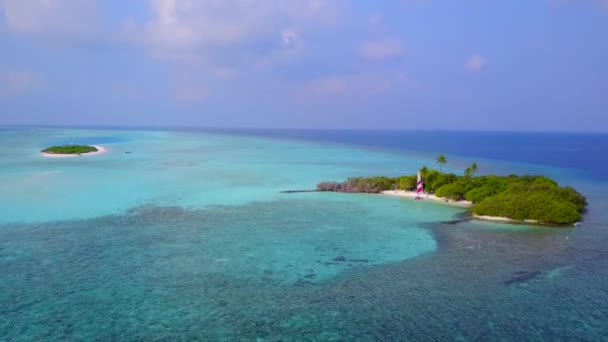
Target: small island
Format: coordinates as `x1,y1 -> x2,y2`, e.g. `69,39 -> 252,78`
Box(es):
316,158 -> 587,226
41,145 -> 107,157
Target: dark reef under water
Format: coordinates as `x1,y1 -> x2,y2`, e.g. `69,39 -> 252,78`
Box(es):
1,198 -> 607,341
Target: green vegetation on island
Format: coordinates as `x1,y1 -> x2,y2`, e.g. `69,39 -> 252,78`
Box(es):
42,145 -> 98,155
317,156 -> 587,225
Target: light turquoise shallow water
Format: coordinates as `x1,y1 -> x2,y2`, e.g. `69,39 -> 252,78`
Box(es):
1,128 -> 607,340
1,129 -> 441,223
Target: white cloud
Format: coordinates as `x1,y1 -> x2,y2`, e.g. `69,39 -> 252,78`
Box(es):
140,0 -> 275,51
0,0 -> 98,36
127,0 -> 346,62
281,28 -> 299,49
466,55 -> 487,72
0,69 -> 41,97
359,39 -> 403,60
118,0 -> 350,101
0,0 -> 351,103
256,27 -> 304,70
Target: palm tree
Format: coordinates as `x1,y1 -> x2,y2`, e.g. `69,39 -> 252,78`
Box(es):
471,162 -> 478,176
436,154 -> 447,172
464,167 -> 473,179
465,162 -> 479,179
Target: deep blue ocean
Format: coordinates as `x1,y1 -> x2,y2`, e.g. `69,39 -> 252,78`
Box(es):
1,127 -> 607,340
204,128 -> 608,182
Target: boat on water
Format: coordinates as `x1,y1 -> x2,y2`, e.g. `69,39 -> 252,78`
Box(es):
416,170 -> 424,199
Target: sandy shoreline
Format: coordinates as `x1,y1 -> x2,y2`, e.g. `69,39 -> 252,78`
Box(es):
41,145 -> 107,158
380,191 -> 545,225
381,190 -> 473,208
472,214 -> 539,225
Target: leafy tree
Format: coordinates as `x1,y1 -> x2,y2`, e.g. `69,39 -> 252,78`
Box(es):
436,182 -> 467,200
316,167 -> 587,224
430,173 -> 458,192
422,169 -> 440,193
397,175 -> 417,190
420,165 -> 429,178
465,176 -> 508,203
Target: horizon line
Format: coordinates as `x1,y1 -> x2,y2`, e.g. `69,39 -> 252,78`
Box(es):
1,124 -> 607,135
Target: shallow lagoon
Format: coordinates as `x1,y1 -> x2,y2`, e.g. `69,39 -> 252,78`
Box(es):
1,128 -> 607,340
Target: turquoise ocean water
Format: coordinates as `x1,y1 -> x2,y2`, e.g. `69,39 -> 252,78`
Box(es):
1,128 -> 607,340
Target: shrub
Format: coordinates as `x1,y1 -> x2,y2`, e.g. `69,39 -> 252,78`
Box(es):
435,182 -> 466,200
397,175 -> 417,191
473,186 -> 584,224
42,145 -> 98,155
318,168 -> 586,225
317,181 -> 340,192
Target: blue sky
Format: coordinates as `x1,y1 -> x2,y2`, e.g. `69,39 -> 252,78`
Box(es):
0,0 -> 607,131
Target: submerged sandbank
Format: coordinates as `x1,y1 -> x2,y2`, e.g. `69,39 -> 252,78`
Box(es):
41,145 -> 107,158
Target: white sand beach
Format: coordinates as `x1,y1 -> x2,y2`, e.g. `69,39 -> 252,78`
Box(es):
41,145 -> 107,158
382,191 -> 544,224
381,190 -> 473,208
472,214 -> 539,225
